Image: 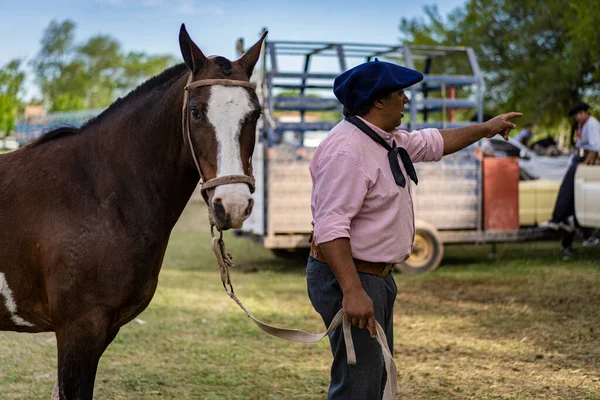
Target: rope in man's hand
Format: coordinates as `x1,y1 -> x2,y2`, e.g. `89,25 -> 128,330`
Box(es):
211,235 -> 397,400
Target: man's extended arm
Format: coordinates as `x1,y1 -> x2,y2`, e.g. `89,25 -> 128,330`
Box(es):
440,112 -> 523,155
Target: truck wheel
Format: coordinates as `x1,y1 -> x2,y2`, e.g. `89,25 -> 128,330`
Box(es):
396,222 -> 444,274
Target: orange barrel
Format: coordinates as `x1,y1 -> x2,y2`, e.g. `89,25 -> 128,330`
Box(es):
483,157 -> 520,231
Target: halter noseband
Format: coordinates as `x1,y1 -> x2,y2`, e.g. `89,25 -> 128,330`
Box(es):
182,73 -> 257,200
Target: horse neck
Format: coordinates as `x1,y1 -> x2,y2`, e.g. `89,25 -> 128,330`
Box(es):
89,72 -> 199,233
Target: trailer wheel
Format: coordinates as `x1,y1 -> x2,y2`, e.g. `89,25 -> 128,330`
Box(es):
396,222 -> 444,274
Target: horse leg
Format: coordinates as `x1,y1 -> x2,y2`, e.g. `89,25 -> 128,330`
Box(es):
54,313 -> 116,400
52,325 -> 120,400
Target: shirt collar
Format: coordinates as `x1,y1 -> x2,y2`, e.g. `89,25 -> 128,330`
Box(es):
356,116 -> 396,143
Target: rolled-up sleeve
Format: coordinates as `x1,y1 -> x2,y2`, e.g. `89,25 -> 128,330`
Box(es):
400,128 -> 444,162
312,152 -> 370,244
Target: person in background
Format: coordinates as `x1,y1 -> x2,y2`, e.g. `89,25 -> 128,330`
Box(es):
539,102 -> 599,257
515,123 -> 534,147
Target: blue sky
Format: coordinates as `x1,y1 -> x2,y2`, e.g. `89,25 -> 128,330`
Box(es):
1,0 -> 466,99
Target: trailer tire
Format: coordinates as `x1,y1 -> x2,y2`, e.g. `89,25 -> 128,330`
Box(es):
396,222 -> 444,274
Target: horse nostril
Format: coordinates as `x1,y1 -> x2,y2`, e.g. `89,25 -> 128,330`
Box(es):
245,198 -> 254,216
213,197 -> 223,206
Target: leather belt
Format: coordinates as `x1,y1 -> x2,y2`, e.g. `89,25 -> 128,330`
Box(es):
310,241 -> 395,278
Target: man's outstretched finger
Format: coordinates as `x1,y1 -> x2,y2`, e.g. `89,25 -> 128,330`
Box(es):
505,112 -> 523,120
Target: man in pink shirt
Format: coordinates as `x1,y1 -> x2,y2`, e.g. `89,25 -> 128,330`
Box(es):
307,59 -> 522,399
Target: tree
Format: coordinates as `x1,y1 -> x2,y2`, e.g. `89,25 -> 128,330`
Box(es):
32,20 -> 176,112
120,51 -> 175,91
31,20 -> 83,112
399,1 -> 600,129
77,35 -> 123,109
0,59 -> 25,137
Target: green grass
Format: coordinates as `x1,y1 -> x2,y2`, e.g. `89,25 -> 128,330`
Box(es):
1,203 -> 599,399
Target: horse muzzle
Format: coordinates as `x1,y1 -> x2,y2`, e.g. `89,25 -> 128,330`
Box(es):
210,184 -> 254,230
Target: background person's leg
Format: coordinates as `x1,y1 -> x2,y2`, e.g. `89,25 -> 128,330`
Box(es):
551,159 -> 580,223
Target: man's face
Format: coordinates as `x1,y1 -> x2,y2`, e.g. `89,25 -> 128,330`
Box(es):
381,89 -> 409,127
574,110 -> 588,124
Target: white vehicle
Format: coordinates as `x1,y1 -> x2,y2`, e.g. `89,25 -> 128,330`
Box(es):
486,136 -> 569,180
575,165 -> 600,228
1,137 -> 19,150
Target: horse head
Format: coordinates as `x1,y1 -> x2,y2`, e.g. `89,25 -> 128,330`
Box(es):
179,24 -> 266,230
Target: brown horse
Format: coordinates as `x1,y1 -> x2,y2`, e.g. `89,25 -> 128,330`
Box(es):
0,25 -> 266,399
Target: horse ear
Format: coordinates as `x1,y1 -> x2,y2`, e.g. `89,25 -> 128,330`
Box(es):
179,24 -> 207,73
236,31 -> 268,78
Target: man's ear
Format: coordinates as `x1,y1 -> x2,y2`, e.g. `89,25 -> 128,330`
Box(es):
372,99 -> 386,110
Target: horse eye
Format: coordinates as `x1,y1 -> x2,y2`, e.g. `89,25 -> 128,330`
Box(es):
190,108 -> 201,120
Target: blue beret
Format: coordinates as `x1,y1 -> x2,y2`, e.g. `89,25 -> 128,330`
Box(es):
333,59 -> 423,111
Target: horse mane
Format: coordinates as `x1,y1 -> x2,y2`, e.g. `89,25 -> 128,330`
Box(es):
30,63 -> 189,148
30,126 -> 80,147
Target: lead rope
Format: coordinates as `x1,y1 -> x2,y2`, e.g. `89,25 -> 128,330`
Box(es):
182,73 -> 396,399
210,230 -> 397,400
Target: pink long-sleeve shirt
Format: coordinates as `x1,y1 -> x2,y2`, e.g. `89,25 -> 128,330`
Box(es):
310,117 -> 444,263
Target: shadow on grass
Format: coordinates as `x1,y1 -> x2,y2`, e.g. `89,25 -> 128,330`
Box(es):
441,239 -> 600,267
396,260 -> 600,375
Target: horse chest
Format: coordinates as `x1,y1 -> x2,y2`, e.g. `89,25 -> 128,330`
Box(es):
0,272 -> 40,331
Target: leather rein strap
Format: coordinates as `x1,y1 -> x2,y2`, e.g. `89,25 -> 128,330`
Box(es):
183,73 -> 397,399
211,235 -> 397,400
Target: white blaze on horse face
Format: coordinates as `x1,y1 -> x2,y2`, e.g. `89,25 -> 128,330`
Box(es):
0,272 -> 34,327
206,85 -> 253,228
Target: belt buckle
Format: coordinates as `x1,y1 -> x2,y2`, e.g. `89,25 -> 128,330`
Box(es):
381,263 -> 394,277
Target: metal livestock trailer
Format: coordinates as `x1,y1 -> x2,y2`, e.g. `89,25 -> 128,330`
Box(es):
234,36 -> 553,273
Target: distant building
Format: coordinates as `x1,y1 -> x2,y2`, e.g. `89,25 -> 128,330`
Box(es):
15,106 -> 103,146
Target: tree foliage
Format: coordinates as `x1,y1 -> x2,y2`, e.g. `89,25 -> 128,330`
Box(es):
0,59 -> 25,137
32,19 -> 176,112
399,0 -> 600,129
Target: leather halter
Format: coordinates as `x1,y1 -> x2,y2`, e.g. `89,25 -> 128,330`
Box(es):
181,73 -> 257,200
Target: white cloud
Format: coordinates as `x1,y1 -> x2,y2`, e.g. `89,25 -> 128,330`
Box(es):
176,0 -> 223,16
99,0 -> 166,7
100,0 -> 223,15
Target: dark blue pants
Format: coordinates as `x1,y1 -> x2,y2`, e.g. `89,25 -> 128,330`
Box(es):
306,257 -> 397,400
